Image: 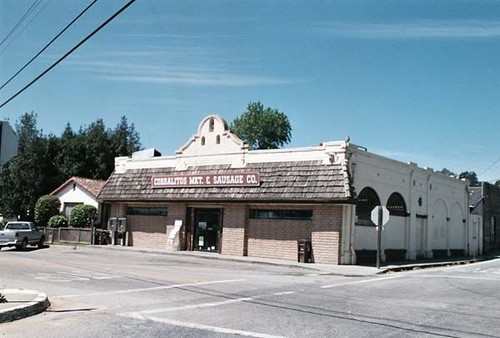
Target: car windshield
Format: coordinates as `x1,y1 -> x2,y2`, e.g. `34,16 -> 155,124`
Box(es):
6,223 -> 31,230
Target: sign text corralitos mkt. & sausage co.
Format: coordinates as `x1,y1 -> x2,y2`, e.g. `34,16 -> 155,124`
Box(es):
151,172 -> 260,188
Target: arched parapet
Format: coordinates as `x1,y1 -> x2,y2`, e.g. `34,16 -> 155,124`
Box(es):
176,115 -> 248,156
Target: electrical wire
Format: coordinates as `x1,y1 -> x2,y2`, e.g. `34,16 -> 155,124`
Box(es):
0,0 -> 136,110
0,0 -> 53,56
479,157 -> 500,176
0,0 -> 98,92
0,0 -> 42,49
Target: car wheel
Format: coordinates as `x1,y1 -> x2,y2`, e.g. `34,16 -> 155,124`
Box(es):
37,236 -> 45,249
16,239 -> 28,251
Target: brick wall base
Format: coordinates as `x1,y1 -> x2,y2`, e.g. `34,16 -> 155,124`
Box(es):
118,203 -> 345,265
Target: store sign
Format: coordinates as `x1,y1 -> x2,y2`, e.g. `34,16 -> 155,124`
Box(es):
151,172 -> 261,188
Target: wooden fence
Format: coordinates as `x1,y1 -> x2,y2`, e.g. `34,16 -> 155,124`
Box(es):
44,227 -> 93,245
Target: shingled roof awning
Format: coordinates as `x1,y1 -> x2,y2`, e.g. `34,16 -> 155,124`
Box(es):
98,161 -> 352,204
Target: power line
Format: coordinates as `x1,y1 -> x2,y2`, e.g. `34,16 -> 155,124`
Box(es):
479,157 -> 500,176
0,0 -> 42,49
0,0 -> 53,56
0,0 -> 136,110
0,0 -> 98,92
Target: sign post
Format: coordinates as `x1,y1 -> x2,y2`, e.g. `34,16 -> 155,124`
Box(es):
371,206 -> 390,269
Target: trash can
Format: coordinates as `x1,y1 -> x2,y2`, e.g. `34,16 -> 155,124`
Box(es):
297,239 -> 312,263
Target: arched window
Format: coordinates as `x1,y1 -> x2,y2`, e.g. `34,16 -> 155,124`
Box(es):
209,118 -> 215,132
216,135 -> 221,144
201,136 -> 206,146
387,192 -> 408,217
356,187 -> 380,226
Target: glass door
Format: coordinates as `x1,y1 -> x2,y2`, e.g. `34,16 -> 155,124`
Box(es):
194,208 -> 223,252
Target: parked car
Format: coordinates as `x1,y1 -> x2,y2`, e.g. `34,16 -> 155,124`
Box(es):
0,221 -> 45,250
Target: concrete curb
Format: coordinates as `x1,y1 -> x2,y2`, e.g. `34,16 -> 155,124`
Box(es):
52,244 -> 498,277
380,257 -> 490,274
0,289 -> 50,323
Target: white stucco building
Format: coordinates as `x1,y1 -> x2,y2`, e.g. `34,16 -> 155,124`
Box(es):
348,148 -> 470,263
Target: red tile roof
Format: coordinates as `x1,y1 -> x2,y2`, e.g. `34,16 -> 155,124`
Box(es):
51,176 -> 107,198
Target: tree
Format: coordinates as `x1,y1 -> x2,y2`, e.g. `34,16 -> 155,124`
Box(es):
69,204 -> 97,228
55,123 -> 87,178
0,113 -> 48,220
111,116 -> 141,157
82,119 -> 112,179
55,117 -> 142,180
34,195 -> 61,227
230,101 -> 292,150
0,114 -> 142,218
459,171 -> 479,187
495,180 -> 500,187
438,168 -> 457,177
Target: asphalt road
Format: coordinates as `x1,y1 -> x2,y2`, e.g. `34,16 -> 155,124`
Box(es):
1,245 -> 499,337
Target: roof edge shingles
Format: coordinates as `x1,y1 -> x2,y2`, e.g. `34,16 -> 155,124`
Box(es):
98,161 -> 353,204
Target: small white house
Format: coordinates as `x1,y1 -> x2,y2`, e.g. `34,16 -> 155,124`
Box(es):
50,177 -> 106,218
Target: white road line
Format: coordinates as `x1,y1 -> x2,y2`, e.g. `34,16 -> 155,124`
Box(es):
119,292 -> 291,338
321,275 -> 402,289
124,296 -> 255,316
414,275 -> 500,281
53,279 -> 245,299
120,290 -> 296,317
145,317 -> 285,338
272,291 -> 295,296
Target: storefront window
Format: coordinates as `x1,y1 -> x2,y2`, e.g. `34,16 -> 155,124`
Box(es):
249,209 -> 313,220
127,207 -> 168,216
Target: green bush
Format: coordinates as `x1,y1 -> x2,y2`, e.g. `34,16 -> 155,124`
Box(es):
34,195 -> 61,227
69,204 -> 97,228
48,215 -> 68,228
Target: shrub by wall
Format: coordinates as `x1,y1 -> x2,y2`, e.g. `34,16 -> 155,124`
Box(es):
69,204 -> 97,228
48,215 -> 68,228
34,195 -> 61,227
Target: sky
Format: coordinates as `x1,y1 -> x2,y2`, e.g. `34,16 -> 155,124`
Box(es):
0,0 -> 500,182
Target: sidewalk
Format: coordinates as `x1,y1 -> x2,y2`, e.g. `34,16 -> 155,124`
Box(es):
86,244 -> 497,276
0,289 -> 50,324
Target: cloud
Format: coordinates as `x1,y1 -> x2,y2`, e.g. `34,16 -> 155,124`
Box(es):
316,20 -> 500,39
60,47 -> 296,87
100,73 -> 291,86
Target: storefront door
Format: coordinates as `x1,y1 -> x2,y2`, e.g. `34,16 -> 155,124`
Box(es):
194,208 -> 223,252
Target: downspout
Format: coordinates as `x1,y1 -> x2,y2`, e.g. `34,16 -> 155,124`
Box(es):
407,168 -> 416,259
425,174 -> 432,258
344,143 -> 357,264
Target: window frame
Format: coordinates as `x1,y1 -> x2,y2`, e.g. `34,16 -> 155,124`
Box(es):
249,209 -> 313,220
126,207 -> 168,217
